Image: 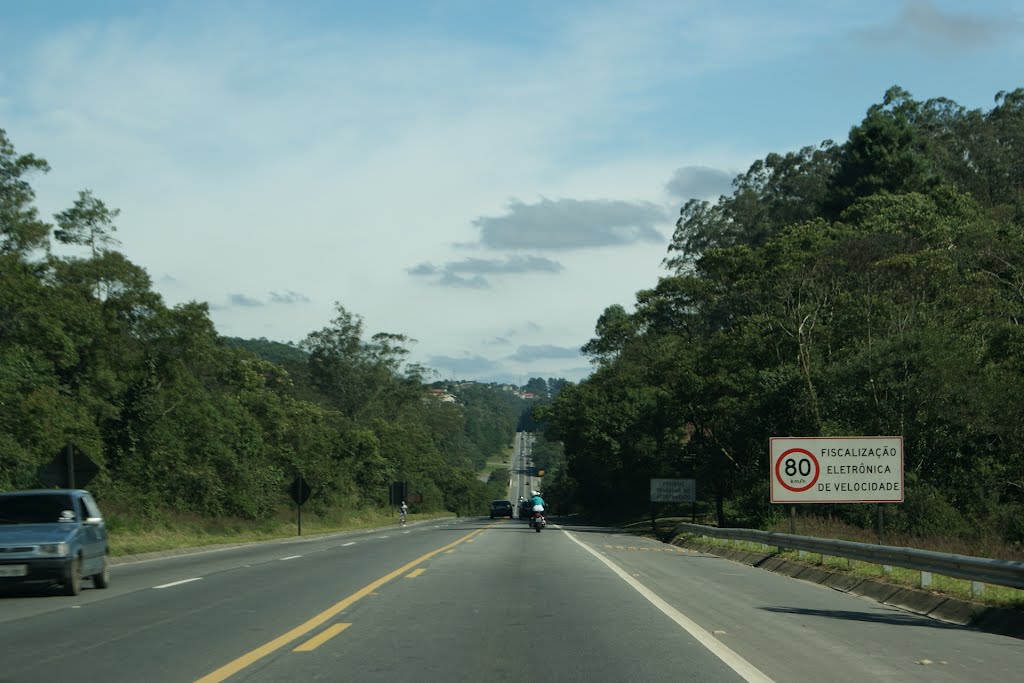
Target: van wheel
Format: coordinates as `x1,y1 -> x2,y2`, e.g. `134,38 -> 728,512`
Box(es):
64,556 -> 82,596
92,555 -> 110,589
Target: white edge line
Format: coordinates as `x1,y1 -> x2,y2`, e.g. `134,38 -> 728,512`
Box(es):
342,542 -> 356,547
560,527 -> 775,683
279,555 -> 302,561
153,577 -> 202,589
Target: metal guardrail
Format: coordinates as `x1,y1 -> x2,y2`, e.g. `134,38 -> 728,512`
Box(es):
671,522 -> 1024,590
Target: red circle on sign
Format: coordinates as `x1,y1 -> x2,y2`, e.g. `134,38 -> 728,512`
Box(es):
775,448 -> 820,493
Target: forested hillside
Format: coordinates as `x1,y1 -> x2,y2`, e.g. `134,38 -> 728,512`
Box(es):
0,129 -> 523,518
541,87 -> 1024,545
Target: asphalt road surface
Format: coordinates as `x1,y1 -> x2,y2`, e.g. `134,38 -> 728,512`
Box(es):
3,443 -> 1022,681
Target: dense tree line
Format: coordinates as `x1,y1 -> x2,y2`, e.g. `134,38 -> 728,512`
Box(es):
541,87 -> 1024,544
0,129 -> 523,519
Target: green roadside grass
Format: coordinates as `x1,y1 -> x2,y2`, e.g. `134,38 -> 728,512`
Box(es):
104,505 -> 456,557
478,447 -> 513,479
617,516 -> 1024,610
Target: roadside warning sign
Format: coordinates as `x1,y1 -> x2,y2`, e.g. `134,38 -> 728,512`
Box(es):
770,437 -> 903,504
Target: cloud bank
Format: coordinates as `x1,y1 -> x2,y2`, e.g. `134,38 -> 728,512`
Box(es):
665,166 -> 735,201
508,344 -> 582,362
409,255 -> 564,288
473,198 -> 667,250
855,0 -> 1022,54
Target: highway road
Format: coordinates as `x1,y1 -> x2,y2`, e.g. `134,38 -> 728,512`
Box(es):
510,430 -> 535,506
2,433 -> 1022,681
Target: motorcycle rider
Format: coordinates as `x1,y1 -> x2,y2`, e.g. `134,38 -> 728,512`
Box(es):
530,490 -> 546,526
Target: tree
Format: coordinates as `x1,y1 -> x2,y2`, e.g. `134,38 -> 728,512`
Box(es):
54,190 -> 121,259
0,129 -> 52,258
524,377 -> 548,398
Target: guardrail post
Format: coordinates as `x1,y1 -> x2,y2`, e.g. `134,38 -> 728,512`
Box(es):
672,520 -> 1024,591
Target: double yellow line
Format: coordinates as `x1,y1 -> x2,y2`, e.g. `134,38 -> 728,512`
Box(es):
194,527 -> 485,683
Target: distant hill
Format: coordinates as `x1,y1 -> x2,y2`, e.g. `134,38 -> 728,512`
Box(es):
223,337 -> 308,366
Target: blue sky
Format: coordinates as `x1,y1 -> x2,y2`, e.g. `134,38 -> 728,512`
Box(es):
2,1 -> 1022,383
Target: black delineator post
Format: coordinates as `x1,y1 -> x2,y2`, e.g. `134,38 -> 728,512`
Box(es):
650,502 -> 656,533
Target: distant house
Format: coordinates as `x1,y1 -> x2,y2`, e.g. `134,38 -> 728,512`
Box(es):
426,388 -> 457,403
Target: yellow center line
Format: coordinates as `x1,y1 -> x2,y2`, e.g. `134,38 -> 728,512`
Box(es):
405,568 -> 426,578
293,623 -> 351,652
194,527 -> 484,683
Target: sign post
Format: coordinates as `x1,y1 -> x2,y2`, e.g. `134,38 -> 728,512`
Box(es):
289,476 -> 312,536
389,481 -> 408,506
770,437 -> 903,504
649,478 -> 697,533
38,443 -> 99,489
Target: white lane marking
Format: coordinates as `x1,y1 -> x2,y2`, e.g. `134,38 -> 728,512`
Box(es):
403,531 -> 411,534
377,535 -> 390,539
154,577 -> 202,589
280,555 -> 302,561
342,542 -> 356,547
561,528 -> 775,683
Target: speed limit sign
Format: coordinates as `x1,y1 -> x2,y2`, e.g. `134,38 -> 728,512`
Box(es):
770,437 -> 904,503
774,448 -> 819,493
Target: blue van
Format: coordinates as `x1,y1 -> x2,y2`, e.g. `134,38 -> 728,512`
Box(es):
0,489 -> 110,595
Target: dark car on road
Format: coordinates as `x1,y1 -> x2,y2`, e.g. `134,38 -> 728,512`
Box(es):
489,500 -> 514,519
0,489 -> 110,595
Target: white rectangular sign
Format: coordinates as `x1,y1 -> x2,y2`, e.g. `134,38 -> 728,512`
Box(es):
650,478 -> 696,503
770,437 -> 903,504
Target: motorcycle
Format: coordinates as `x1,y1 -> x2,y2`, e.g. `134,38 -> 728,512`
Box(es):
531,511 -> 546,532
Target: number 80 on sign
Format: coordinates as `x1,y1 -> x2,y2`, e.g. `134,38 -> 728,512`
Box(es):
774,448 -> 819,493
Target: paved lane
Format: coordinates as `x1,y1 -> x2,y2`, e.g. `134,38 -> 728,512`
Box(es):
218,519 -> 749,683
3,513 -> 1022,682
559,525 -> 1023,682
0,519 -> 467,682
